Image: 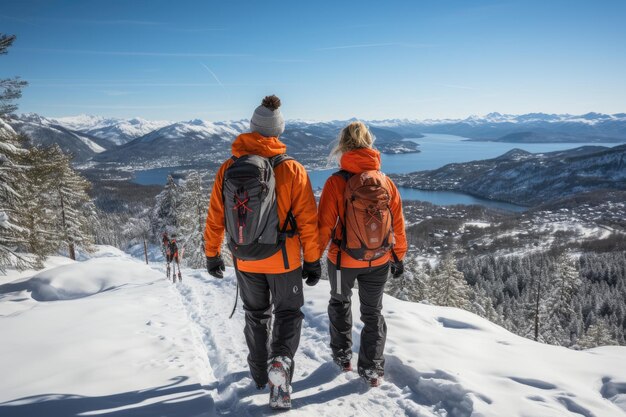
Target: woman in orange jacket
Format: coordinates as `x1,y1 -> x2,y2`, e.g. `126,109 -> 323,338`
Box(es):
204,96 -> 321,405
318,121 -> 407,387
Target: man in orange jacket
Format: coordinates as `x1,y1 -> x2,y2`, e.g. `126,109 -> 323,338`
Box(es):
204,95 -> 321,396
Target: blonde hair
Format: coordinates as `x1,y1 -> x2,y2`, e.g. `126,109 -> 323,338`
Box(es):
331,121 -> 374,158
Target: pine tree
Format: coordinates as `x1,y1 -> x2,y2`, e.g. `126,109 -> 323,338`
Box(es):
543,253 -> 581,345
386,255 -> 428,302
0,124 -> 30,271
45,145 -> 96,260
429,256 -> 471,309
15,143 -> 59,267
151,175 -> 180,239
177,171 -> 208,268
469,285 -> 500,323
522,257 -> 551,342
0,34 -> 28,118
578,318 -> 616,349
0,33 -> 29,271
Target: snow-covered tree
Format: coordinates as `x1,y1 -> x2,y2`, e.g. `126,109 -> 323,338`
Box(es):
177,171 -> 208,268
0,125 -> 30,271
151,175 -> 180,239
15,144 -> 59,267
469,285 -> 500,324
521,275 -> 550,342
511,254 -> 551,342
429,256 -> 471,309
0,34 -> 30,271
0,34 -> 28,118
578,317 -> 616,349
386,255 -> 428,302
543,253 -> 581,345
44,145 -> 96,260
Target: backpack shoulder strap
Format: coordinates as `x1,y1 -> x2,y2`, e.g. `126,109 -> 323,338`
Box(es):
269,153 -> 294,168
332,169 -> 353,181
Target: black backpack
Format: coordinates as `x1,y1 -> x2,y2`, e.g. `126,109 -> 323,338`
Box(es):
222,154 -> 296,268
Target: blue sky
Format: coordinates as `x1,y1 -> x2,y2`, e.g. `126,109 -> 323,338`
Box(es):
1,0 -> 625,121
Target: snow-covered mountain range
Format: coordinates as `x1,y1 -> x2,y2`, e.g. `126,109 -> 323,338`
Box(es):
93,119 -> 250,166
369,112 -> 626,143
371,112 -> 626,127
92,118 -> 412,168
8,114 -> 116,162
5,112 -> 626,167
50,114 -> 172,146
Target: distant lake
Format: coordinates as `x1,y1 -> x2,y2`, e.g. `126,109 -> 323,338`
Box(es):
133,134 -> 620,212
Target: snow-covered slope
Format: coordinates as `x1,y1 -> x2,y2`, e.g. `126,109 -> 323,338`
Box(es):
1,248 -> 625,416
8,114 -> 115,162
49,114 -> 112,131
51,115 -> 172,145
93,119 -> 249,166
136,119 -> 247,143
86,117 -> 171,146
369,112 -> 626,142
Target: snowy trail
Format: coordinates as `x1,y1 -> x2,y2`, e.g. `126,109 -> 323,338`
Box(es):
168,263 -> 626,417
2,249 -> 625,417
171,267 -> 434,417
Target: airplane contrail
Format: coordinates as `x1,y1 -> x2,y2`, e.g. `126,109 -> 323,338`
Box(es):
201,63 -> 227,93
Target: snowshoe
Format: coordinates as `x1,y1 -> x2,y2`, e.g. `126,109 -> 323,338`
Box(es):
358,366 -> 384,388
268,356 -> 293,410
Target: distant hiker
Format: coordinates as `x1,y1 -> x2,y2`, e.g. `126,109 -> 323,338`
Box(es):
204,95 -> 321,409
162,232 -> 170,254
168,235 -> 182,282
318,121 -> 407,387
162,232 -> 172,279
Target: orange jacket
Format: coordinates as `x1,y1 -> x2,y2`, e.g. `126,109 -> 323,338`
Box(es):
318,147 -> 407,268
204,132 -> 320,273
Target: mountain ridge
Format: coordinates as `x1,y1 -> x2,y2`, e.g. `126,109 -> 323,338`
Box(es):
391,144 -> 626,206
7,111 -> 626,167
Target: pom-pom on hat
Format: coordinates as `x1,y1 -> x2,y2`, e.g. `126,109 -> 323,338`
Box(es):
250,95 -> 285,138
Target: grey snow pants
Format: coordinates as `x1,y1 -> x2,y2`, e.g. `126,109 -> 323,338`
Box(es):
327,259 -> 389,374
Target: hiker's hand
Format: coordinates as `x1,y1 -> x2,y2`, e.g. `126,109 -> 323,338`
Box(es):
302,259 -> 322,286
207,255 -> 225,279
390,260 -> 404,278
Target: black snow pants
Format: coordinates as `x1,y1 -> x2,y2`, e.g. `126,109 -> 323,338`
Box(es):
235,267 -> 304,386
327,260 -> 389,374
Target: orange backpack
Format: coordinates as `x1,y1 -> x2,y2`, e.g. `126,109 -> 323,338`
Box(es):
333,170 -> 395,264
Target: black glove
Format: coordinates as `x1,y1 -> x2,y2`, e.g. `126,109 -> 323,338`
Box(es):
207,255 -> 225,279
390,260 -> 404,278
302,259 -> 322,286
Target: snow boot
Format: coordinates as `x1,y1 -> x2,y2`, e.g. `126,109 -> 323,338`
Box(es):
358,366 -> 384,388
333,352 -> 353,372
340,361 -> 353,372
178,272 -> 182,282
268,356 -> 293,409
